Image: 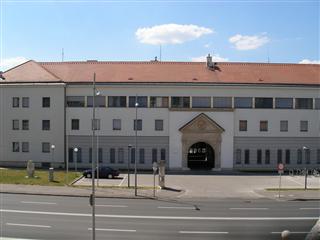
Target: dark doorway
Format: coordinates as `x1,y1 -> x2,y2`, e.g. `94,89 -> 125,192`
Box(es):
188,142 -> 215,170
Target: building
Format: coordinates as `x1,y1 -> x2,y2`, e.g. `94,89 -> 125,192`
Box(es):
0,56 -> 319,171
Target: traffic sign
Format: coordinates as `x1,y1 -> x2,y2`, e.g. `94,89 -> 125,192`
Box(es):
278,163 -> 284,174
152,162 -> 158,172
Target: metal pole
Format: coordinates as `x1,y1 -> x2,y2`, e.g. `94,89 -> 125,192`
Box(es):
128,145 -> 131,188
97,131 -> 99,187
75,151 -> 77,172
278,172 -> 282,198
304,167 -> 308,190
153,171 -> 156,198
66,135 -> 69,185
91,72 -> 96,240
135,95 -> 138,196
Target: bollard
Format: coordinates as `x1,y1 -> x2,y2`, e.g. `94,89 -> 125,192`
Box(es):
281,230 -> 290,240
49,167 -> 54,182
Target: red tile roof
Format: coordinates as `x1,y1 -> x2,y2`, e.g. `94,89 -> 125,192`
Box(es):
2,60 -> 319,85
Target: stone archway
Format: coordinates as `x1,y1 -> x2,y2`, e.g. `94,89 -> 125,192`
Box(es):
179,113 -> 224,170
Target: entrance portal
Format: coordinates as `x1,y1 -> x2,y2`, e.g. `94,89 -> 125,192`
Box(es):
187,142 -> 215,170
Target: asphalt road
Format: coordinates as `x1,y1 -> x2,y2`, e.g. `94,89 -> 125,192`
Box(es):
0,193 -> 319,240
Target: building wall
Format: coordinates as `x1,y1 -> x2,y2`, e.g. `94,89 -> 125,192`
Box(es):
0,83 -> 65,167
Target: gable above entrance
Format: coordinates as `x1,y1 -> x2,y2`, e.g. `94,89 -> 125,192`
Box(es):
179,113 -> 224,133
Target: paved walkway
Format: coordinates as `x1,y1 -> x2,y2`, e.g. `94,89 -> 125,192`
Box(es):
1,174 -> 318,200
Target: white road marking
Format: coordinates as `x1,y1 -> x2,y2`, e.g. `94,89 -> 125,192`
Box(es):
1,209 -> 318,221
271,231 -> 310,234
158,206 -> 195,210
88,228 -> 136,232
118,175 -> 127,186
287,177 -> 304,186
21,201 -> 56,205
300,208 -> 320,210
179,231 -> 228,234
0,238 -> 39,240
6,223 -> 51,228
95,204 -> 128,208
229,208 -> 269,210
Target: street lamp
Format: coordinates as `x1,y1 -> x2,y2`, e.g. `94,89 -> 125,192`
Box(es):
95,90 -> 100,187
134,97 -> 138,196
128,144 -> 132,188
73,147 -> 78,172
51,144 -> 55,168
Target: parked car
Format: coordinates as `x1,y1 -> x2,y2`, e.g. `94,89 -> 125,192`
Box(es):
83,166 -> 119,179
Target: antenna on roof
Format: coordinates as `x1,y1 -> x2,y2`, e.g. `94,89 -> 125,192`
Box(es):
61,48 -> 64,62
159,45 -> 162,61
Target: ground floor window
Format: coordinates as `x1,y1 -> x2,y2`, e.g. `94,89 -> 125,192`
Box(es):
285,149 -> 290,164
244,149 -> 250,164
265,150 -> 270,164
236,149 -> 241,164
160,148 -> 166,161
257,149 -> 262,164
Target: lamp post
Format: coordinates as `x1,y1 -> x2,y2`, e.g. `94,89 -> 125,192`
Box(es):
95,91 -> 100,187
302,146 -> 309,190
128,144 -> 132,188
134,97 -> 138,196
73,147 -> 78,172
90,72 -> 97,240
51,144 -> 55,168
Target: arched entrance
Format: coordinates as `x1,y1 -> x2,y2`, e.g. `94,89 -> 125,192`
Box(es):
188,142 -> 215,170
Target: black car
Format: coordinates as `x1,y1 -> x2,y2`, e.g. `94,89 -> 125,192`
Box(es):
83,167 -> 119,179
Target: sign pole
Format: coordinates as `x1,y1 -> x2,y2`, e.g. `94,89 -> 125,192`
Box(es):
278,172 -> 282,198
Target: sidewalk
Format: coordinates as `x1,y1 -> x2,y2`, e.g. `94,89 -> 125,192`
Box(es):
1,174 -> 319,200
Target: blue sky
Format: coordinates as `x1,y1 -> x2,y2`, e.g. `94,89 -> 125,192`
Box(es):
0,0 -> 319,70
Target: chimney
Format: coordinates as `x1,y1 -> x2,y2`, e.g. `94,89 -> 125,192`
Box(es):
206,54 -> 213,68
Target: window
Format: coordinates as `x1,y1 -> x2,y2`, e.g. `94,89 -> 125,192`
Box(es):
113,119 -> 121,130
315,98 -> 320,109
192,97 -> 211,108
68,148 -> 74,163
129,96 -> 148,108
108,96 -> 126,107
131,148 -> 136,164
234,97 -> 252,108
213,97 -> 232,108
300,121 -> 308,132
42,142 -> 50,153
155,120 -> 163,131
22,120 -> 29,130
285,149 -> 290,164
297,149 -> 302,164
305,149 -> 310,164
265,150 -> 270,164
87,96 -> 106,107
255,98 -> 273,109
152,149 -> 157,163
42,97 -> 50,108
134,119 -> 142,131
280,120 -> 288,132
257,149 -> 262,164
150,97 -> 169,108
12,97 -> 19,108
236,149 -> 241,164
66,96 -> 85,107
275,98 -> 293,109
12,142 -> 19,152
139,148 -> 145,164
110,148 -> 115,163
260,121 -> 268,132
295,98 -> 313,109
171,97 -> 190,108
71,119 -> 80,130
22,97 -> 29,108
89,148 -> 92,163
76,148 -> 82,163
22,142 -> 29,152
160,148 -> 166,160
277,149 -> 282,163
92,119 -> 100,130
12,120 -> 19,130
244,149 -> 250,164
118,148 -> 124,163
317,149 -> 320,164
42,120 -> 50,131
98,148 -> 103,163
239,120 -> 247,132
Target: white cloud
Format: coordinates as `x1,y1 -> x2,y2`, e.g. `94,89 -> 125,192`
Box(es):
299,59 -> 320,64
204,43 -> 210,48
229,33 -> 269,50
135,24 -> 213,45
0,57 -> 28,71
191,54 -> 228,62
